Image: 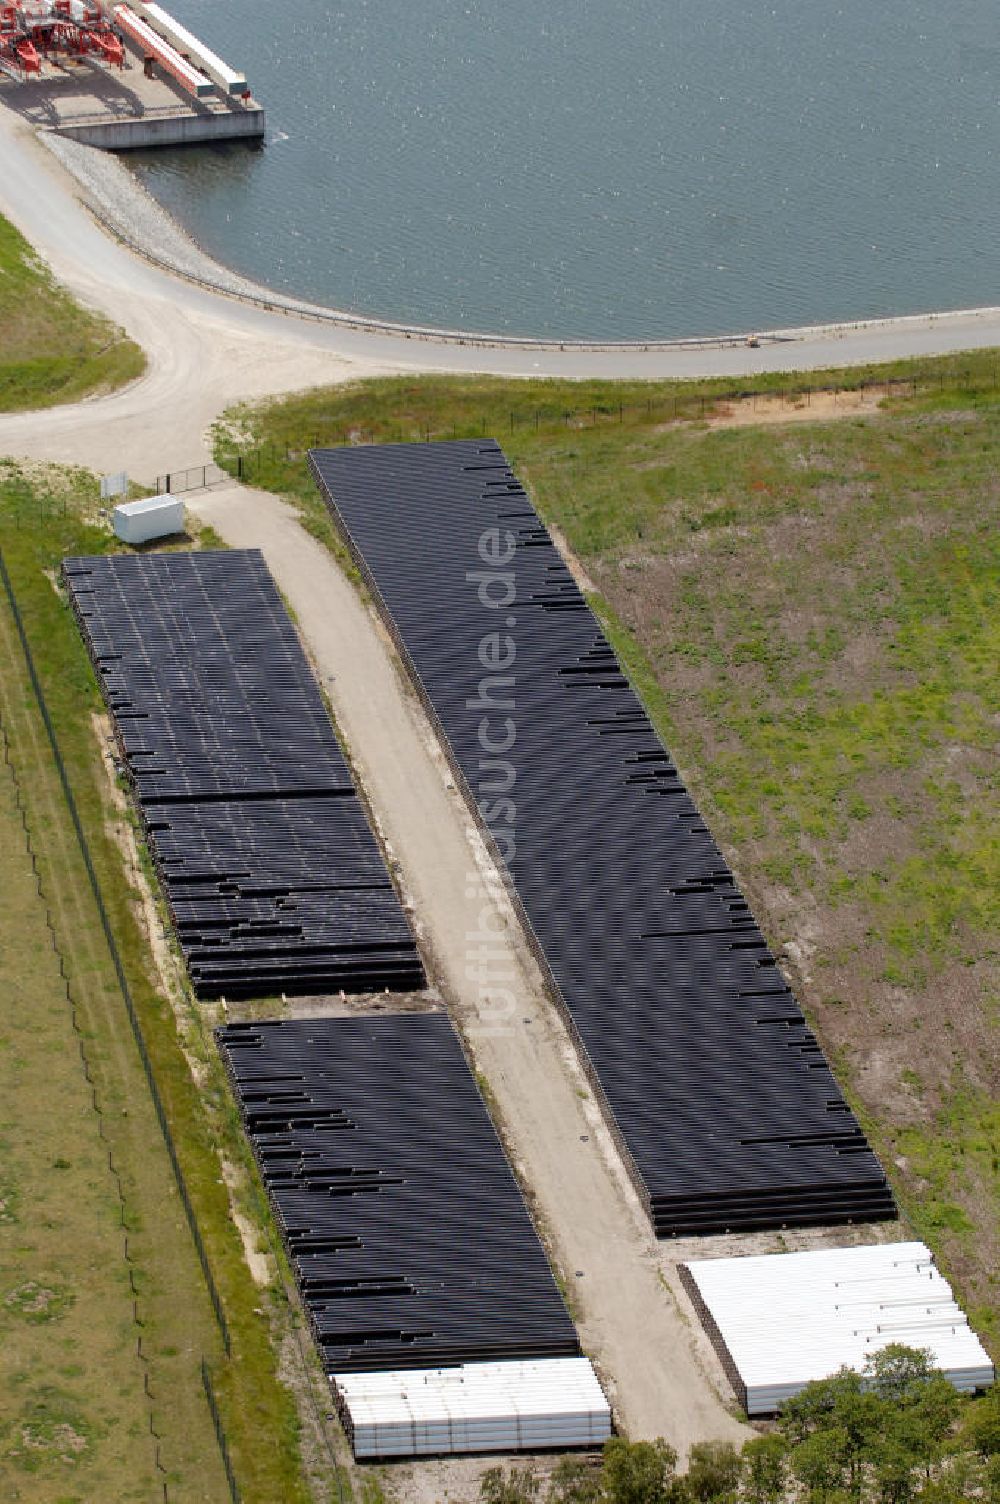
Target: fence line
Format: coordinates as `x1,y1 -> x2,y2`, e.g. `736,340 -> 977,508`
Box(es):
210,363 -> 1000,486
201,1360 -> 242,1504
0,548 -> 230,1355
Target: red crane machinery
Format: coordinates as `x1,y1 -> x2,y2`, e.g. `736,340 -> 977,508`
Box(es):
0,0 -> 124,76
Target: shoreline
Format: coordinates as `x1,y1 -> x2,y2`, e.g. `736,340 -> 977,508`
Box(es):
41,133 -> 1000,358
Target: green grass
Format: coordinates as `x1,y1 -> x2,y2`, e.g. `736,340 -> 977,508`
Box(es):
215,356 -> 1000,1343
0,215 -> 144,411
0,461 -> 315,1502
0,752 -> 167,1501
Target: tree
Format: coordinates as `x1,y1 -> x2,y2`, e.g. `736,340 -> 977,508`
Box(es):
739,1435 -> 789,1504
888,1375 -> 961,1482
871,1435 -> 921,1504
790,1426 -> 855,1503
481,1465 -> 541,1504
985,1454 -> 1000,1503
865,1347 -> 935,1406
780,1370 -> 882,1499
914,1452 -> 986,1503
961,1384 -> 1000,1460
685,1441 -> 740,1501
601,1437 -> 682,1504
547,1455 -> 606,1504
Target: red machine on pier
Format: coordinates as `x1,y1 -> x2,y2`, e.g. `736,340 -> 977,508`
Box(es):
0,0 -> 123,79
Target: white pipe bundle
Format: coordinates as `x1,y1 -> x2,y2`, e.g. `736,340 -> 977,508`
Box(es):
113,4 -> 212,96
683,1241 -> 995,1416
333,1358 -> 612,1459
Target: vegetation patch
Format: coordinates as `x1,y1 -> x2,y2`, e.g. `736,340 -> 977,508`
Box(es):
4,1280 -> 75,1324
3,1391 -> 96,1475
0,1177 -> 17,1225
0,214 -> 144,412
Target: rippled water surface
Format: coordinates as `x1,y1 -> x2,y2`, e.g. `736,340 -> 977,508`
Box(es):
127,0 -> 999,340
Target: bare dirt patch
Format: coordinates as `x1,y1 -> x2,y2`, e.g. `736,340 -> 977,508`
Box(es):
696,382 -> 910,429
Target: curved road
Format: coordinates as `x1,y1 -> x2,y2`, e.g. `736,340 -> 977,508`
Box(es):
3,104 -> 1000,478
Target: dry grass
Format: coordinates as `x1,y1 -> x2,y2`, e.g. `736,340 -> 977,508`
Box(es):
0,757 -> 166,1501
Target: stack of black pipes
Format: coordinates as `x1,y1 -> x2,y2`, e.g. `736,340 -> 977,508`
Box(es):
309,440 -> 896,1237
217,1012 -> 581,1372
64,550 -> 423,999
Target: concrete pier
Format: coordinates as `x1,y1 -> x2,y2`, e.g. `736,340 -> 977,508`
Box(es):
54,101 -> 265,148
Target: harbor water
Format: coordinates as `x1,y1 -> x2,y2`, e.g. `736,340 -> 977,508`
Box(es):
126,0 -> 1000,341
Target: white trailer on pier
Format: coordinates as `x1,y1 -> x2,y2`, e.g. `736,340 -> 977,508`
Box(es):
131,0 -> 246,94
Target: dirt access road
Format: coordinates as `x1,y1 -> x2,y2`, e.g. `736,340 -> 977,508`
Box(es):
191,482 -> 749,1456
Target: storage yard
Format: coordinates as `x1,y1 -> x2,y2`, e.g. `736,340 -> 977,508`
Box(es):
181,444 -> 998,1475
64,548 -> 423,998
310,440 -> 895,1238
5,426 -> 995,1492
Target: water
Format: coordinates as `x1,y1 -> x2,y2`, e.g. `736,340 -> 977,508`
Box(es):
127,0 -> 1000,341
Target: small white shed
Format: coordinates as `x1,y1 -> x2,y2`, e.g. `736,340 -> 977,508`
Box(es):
112,495 -> 184,545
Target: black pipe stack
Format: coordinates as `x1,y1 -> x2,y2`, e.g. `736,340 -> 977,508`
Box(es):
309,440 -> 896,1237
217,1012 -> 581,1372
64,550 -> 423,999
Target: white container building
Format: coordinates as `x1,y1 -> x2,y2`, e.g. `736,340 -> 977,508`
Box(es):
112,494 -> 184,545
682,1240 -> 995,1416
332,1357 -> 612,1459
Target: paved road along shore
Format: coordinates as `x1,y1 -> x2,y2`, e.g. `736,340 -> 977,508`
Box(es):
2,100 -> 1000,479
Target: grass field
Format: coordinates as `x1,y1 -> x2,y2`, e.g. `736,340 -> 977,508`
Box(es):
215,355 -> 999,1346
0,215 -> 144,412
0,461 -> 327,1502
0,744 -> 165,1502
